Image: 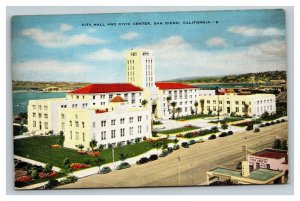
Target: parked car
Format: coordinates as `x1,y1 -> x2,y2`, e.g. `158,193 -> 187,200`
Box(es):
136,157 -> 149,165
159,150 -> 169,157
116,162 -> 131,170
181,142 -> 189,148
99,166 -> 112,174
148,154 -> 158,161
188,140 -> 196,145
173,144 -> 180,150
43,179 -> 60,189
167,147 -> 173,153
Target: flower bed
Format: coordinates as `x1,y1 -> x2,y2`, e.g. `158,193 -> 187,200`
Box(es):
51,144 -> 61,148
77,150 -> 87,154
70,163 -> 90,170
180,127 -> 219,138
146,137 -> 168,143
15,175 -> 33,183
38,171 -> 58,179
87,151 -> 100,157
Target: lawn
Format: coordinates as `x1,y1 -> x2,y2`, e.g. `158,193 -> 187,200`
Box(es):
158,126 -> 200,135
175,114 -> 215,121
209,117 -> 246,124
14,136 -> 158,168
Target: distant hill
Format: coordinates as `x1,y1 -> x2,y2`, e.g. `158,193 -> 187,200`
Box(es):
170,71 -> 286,84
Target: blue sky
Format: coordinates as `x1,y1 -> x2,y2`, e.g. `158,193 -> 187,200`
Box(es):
12,9 -> 287,82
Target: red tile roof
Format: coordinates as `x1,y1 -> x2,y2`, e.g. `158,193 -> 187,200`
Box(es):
251,149 -> 287,159
110,95 -> 125,102
155,82 -> 197,90
69,83 -> 143,94
95,109 -> 107,114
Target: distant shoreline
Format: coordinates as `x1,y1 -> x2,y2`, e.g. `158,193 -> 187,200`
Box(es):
13,90 -> 71,93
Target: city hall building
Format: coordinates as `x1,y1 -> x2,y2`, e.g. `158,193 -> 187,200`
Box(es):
27,49 -> 276,149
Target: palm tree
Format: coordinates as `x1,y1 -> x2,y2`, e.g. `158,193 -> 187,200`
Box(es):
119,152 -> 128,161
95,157 -> 105,173
194,101 -> 199,114
170,102 -> 177,119
176,107 -> 182,118
166,96 -> 172,114
141,99 -> 148,107
89,139 -> 98,151
200,99 -> 205,114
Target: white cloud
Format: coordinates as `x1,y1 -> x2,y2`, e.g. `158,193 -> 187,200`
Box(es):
254,40 -> 286,57
84,48 -> 125,61
206,37 -> 226,46
120,32 -> 139,40
227,26 -> 285,37
20,28 -> 106,48
59,24 -> 73,32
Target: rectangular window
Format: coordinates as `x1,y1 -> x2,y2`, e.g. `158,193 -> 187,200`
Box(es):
75,121 -> 79,127
138,125 -> 142,134
38,105 -> 42,110
61,114 -> 65,119
236,107 -> 239,112
33,113 -> 36,117
44,105 -> 48,110
70,131 -> 72,140
120,118 -> 125,124
76,132 -> 79,140
111,130 -> 116,138
111,119 -> 116,126
44,114 -> 48,119
69,121 -> 72,126
101,131 -> 106,140
62,122 -> 65,130
235,101 -> 239,105
129,117 -> 134,123
138,116 -> 142,122
38,113 -> 42,118
33,121 -> 36,127
93,95 -> 95,100
32,105 -> 36,110
82,133 -> 85,142
129,127 -> 133,136
82,122 -> 85,128
101,120 -> 106,127
109,94 -> 113,99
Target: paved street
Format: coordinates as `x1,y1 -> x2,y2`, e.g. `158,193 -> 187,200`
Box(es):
58,122 -> 288,189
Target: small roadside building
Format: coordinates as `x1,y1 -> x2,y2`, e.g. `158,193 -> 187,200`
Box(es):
207,161 -> 285,185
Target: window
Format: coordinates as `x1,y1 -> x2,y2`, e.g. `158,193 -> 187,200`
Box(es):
138,125 -> 142,134
69,121 -> 72,126
33,121 -> 36,127
82,122 -> 85,128
109,94 -> 113,99
138,116 -> 142,122
70,131 -> 72,139
76,132 -> 79,140
129,117 -> 134,123
61,122 -> 65,130
33,113 -> 36,117
61,114 -> 65,119
44,105 -> 48,110
227,101 -> 230,104
213,100 -> 216,104
207,100 -> 210,104
38,105 -> 42,110
101,120 -> 106,127
101,131 -> 106,140
266,164 -> 270,170
32,105 -> 36,110
75,121 -> 79,127
236,107 -> 239,112
111,130 -> 116,138
120,128 -> 125,137
82,133 -> 85,142
235,101 -> 239,105
76,96 -> 79,99
111,119 -> 116,126
93,122 -> 96,128
129,127 -> 133,136
93,95 -> 95,100
120,118 -> 125,124
38,113 -> 42,118
44,114 -> 48,119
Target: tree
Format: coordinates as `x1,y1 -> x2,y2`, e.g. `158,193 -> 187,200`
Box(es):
273,139 -> 282,149
119,152 -> 128,161
77,144 -> 84,150
194,101 -> 199,114
31,170 -> 38,179
175,107 -> 182,118
243,102 -> 249,117
166,96 -> 172,113
173,138 -> 179,145
95,157 -> 105,173
170,102 -> 177,119
43,163 -> 53,173
200,99 -> 205,114
141,99 -> 148,107
281,140 -> 288,151
153,141 -> 163,154
89,139 -> 98,151
98,144 -> 105,151
221,122 -> 228,130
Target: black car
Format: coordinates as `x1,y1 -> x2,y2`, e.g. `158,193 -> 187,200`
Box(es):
159,150 -> 169,157
99,166 -> 112,174
181,142 -> 189,148
116,162 -> 131,170
136,157 -> 150,165
167,147 -> 173,153
149,154 -> 158,161
173,144 -> 180,150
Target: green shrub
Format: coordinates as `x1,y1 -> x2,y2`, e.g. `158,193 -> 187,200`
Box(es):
31,169 -> 38,179
43,163 -> 53,173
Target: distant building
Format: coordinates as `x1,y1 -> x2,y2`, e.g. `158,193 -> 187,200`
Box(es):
248,149 -> 288,172
198,92 -> 276,117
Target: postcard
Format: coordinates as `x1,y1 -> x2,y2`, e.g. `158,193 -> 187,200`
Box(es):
12,9 -> 288,190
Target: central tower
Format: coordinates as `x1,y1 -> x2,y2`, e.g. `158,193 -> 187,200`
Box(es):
126,49 -> 155,89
